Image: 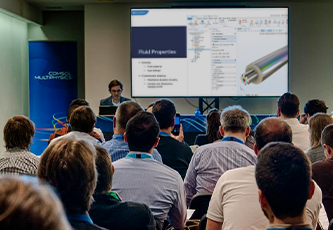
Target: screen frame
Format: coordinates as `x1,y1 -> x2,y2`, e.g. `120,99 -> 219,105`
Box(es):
130,6 -> 289,99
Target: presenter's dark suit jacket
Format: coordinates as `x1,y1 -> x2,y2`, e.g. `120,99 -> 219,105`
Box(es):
100,96 -> 131,106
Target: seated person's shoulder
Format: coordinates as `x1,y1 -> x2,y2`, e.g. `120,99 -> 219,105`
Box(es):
100,97 -> 111,105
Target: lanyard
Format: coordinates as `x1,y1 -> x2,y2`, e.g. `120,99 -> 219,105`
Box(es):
67,213 -> 93,224
221,136 -> 244,144
113,133 -> 124,141
126,152 -> 153,159
159,132 -> 171,137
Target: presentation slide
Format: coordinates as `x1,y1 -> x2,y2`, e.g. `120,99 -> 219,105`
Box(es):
131,8 -> 288,97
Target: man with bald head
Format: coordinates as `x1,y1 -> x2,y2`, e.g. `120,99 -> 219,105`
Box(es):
206,117 -> 322,230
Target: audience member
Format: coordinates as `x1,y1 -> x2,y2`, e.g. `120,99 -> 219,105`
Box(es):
194,109 -> 222,146
0,176 -> 72,230
89,145 -> 157,230
48,99 -> 104,144
185,105 -> 257,205
277,92 -> 310,151
255,143 -> 315,230
307,113 -> 333,163
38,137 -> 106,230
206,117 -> 322,230
312,124 -> 333,221
102,101 -> 162,162
100,79 -> 131,106
300,99 -> 328,124
146,102 -> 155,113
153,99 -> 193,179
51,106 -> 101,145
112,112 -> 186,229
0,116 -> 39,175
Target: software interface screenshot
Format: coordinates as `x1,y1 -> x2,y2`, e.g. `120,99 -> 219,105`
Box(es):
131,8 -> 288,97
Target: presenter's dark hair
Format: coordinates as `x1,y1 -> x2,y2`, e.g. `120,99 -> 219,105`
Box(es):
321,124 -> 333,149
108,79 -> 123,91
255,142 -> 311,220
38,137 -> 97,214
0,177 -> 71,230
126,111 -> 160,152
94,145 -> 113,193
206,109 -> 222,143
3,116 -> 35,150
304,99 -> 328,116
277,92 -> 300,118
115,101 -> 143,129
69,106 -> 96,133
152,99 -> 176,129
254,117 -> 292,151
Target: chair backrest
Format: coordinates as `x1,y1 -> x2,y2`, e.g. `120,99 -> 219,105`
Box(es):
328,219 -> 333,230
199,214 -> 207,230
189,193 -> 212,220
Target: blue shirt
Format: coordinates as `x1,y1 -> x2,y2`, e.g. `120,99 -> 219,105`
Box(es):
102,134 -> 163,163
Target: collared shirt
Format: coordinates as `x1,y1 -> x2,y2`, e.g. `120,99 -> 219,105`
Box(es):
282,118 -> 310,152
184,138 -> 257,206
0,148 -> 40,175
112,155 -> 187,229
102,134 -> 163,163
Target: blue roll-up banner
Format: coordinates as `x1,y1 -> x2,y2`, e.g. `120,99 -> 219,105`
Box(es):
29,41 -> 77,155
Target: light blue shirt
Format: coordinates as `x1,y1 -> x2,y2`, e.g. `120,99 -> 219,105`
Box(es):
102,134 -> 163,163
112,153 -> 187,229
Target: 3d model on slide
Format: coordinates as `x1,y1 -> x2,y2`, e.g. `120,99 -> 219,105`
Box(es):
241,46 -> 288,85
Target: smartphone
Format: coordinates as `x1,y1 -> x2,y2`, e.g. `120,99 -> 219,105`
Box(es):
173,113 -> 180,135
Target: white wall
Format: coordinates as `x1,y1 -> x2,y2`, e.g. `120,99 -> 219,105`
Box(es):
0,11 -> 29,151
85,2 -> 333,115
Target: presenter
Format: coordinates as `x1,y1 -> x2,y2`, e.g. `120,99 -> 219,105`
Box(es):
100,79 -> 131,106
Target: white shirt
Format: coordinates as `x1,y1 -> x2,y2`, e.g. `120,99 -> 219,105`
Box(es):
283,118 -> 310,152
207,166 -> 322,230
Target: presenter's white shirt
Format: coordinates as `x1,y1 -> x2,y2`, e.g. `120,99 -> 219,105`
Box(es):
283,118 -> 310,152
206,165 -> 322,230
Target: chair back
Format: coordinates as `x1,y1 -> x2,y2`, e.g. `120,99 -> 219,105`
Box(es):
189,193 -> 212,219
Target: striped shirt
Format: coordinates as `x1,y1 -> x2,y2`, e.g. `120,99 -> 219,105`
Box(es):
0,148 -> 40,176
184,138 -> 257,206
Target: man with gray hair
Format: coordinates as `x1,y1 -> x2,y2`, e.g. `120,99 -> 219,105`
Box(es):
184,105 -> 257,206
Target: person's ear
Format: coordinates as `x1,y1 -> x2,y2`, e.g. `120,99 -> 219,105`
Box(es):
111,164 -> 115,175
258,189 -> 268,209
254,144 -> 259,155
124,132 -> 128,143
219,126 -> 225,137
113,117 -> 117,129
324,144 -> 331,159
277,108 -> 281,117
296,109 -> 300,117
245,126 -> 251,137
308,180 -> 315,200
171,117 -> 175,128
153,137 -> 160,148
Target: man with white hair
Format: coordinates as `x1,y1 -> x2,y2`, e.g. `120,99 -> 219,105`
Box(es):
184,105 -> 257,205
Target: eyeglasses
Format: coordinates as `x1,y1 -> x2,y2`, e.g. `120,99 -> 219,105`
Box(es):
111,90 -> 122,93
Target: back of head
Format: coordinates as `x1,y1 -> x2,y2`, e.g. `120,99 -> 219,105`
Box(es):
277,92 -> 300,118
309,113 -> 333,148
304,99 -> 328,116
38,137 -> 97,213
220,105 -> 250,133
108,79 -> 123,91
94,145 -> 113,194
321,123 -> 333,149
254,117 -> 292,151
3,116 -> 35,150
67,99 -> 90,120
126,111 -> 160,153
152,99 -> 176,129
255,142 -> 311,220
0,176 -> 71,230
206,109 -> 221,143
115,101 -> 143,129
69,106 -> 96,133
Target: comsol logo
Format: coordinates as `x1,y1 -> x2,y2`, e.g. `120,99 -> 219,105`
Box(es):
34,71 -> 73,80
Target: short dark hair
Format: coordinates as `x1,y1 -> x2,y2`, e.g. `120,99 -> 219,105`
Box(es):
3,116 -> 35,150
0,177 -> 71,230
254,117 -> 292,151
94,145 -> 113,193
206,109 -> 222,143
255,142 -> 311,220
152,99 -> 176,129
108,80 -> 123,91
115,101 -> 143,129
126,111 -> 160,152
67,99 -> 89,119
277,92 -> 300,118
69,106 -> 96,133
321,124 -> 333,149
38,137 -> 97,213
220,105 -> 250,133
304,99 -> 328,116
